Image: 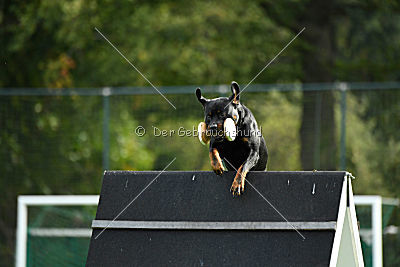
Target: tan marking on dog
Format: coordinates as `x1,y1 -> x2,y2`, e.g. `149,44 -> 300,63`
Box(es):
233,93 -> 239,104
231,165 -> 246,195
240,170 -> 248,192
209,148 -> 224,175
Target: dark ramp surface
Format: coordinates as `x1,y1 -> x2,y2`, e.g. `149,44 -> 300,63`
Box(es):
88,230 -> 334,267
87,171 -> 346,266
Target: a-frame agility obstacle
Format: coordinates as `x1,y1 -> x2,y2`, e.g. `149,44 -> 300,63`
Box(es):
87,171 -> 364,266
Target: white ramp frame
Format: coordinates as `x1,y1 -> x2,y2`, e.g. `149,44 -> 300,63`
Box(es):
15,195 -> 99,267
16,194 -> 398,267
329,175 -> 348,267
348,178 -> 365,266
328,174 -> 366,267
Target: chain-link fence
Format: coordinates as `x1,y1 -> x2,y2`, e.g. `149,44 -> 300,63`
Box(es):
1,82 -> 400,266
1,82 -> 399,195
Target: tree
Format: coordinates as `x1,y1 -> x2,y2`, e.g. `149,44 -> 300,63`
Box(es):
259,0 -> 338,170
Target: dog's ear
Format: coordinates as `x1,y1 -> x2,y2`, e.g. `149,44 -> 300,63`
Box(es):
229,81 -> 240,104
196,88 -> 208,106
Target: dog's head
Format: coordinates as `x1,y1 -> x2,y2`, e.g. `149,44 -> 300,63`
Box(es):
196,81 -> 241,142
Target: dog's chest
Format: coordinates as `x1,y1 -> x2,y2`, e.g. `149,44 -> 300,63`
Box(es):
215,138 -> 250,162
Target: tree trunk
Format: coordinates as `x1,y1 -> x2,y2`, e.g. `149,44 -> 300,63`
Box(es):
299,1 -> 337,170
259,0 -> 338,170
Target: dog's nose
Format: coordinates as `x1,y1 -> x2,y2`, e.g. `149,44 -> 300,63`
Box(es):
209,124 -> 218,130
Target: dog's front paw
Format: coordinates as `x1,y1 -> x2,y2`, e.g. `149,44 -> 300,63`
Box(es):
230,178 -> 245,195
211,161 -> 224,176
230,168 -> 246,195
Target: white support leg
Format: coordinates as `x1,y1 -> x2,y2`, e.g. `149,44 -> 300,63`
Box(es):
16,197 -> 27,267
372,196 -> 382,267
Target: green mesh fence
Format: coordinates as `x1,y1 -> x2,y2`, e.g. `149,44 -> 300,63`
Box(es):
356,205 -> 373,266
27,237 -> 89,267
2,83 -> 400,266
26,206 -> 96,267
356,203 -> 399,267
22,200 -> 398,267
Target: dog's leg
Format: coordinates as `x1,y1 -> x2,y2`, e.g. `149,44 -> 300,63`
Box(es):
230,164 -> 245,194
230,149 -> 259,195
209,148 -> 224,175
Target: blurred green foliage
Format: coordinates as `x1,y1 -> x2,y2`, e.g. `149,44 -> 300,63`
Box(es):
1,0 -> 400,266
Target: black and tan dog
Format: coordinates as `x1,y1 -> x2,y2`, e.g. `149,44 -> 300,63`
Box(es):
196,81 -> 268,195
